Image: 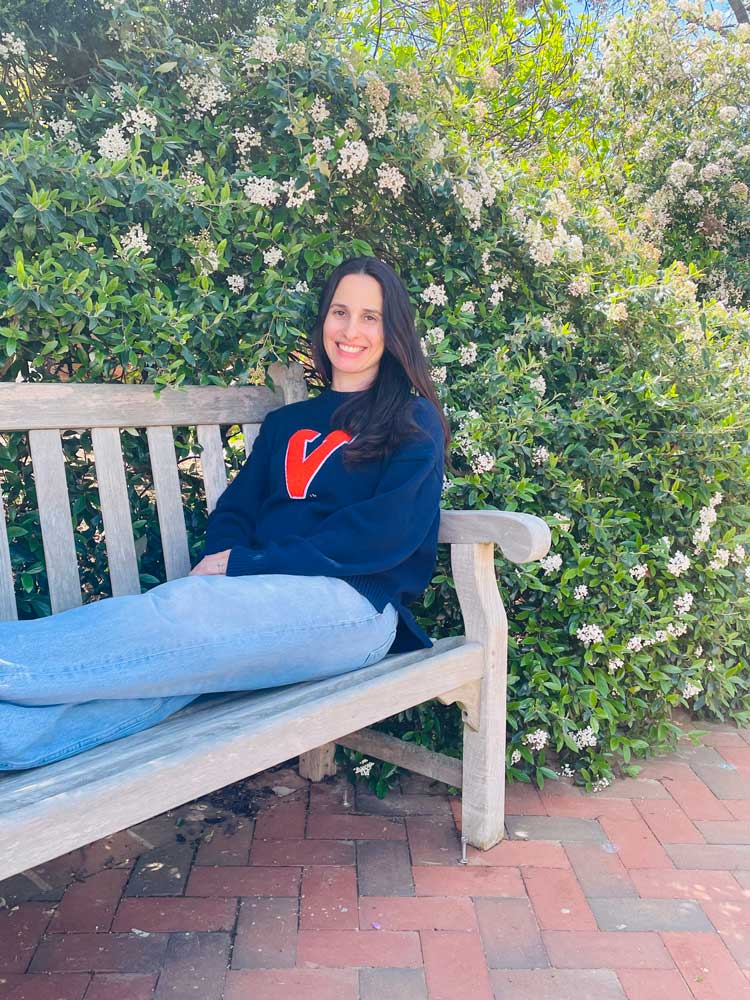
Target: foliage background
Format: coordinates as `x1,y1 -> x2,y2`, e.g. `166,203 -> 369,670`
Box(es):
1,0 -> 749,794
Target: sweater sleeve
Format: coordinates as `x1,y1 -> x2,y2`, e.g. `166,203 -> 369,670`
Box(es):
225,403 -> 444,580
200,410 -> 276,558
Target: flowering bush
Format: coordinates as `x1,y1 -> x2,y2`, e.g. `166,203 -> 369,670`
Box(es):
1,2 -> 749,796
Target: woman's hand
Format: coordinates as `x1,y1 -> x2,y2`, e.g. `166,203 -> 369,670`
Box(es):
190,549 -> 232,576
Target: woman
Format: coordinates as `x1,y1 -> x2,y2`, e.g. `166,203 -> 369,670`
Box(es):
0,256 -> 451,770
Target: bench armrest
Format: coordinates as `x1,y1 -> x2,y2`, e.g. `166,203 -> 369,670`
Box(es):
438,509 -> 551,563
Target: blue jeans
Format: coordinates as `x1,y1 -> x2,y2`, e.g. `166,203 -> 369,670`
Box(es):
0,574 -> 398,771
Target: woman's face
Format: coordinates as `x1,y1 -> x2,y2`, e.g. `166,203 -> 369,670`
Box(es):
322,273 -> 386,391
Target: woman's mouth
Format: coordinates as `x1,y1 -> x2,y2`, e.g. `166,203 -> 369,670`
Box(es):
336,343 -> 366,355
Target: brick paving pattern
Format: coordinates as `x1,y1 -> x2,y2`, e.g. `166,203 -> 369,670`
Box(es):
1,711 -> 749,999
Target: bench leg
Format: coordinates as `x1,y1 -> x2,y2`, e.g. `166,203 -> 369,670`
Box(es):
451,540 -> 508,851
298,743 -> 337,780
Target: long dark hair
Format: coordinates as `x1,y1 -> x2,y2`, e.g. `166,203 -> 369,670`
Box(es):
308,256 -> 454,472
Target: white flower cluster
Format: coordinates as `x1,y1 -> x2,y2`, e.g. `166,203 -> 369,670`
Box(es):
522,729 -> 549,752
532,445 -> 549,467
234,125 -> 262,162
337,138 -> 369,179
43,117 -> 76,141
430,365 -> 447,384
396,110 -> 419,132
576,623 -> 605,646
364,74 -> 390,138
540,552 -> 562,574
574,585 -> 589,600
97,125 -> 131,160
353,757 -> 374,777
243,175 -> 280,207
674,592 -> 694,616
426,326 -> 446,345
180,65 -> 230,119
119,223 -> 150,257
682,681 -> 701,700
510,748 -> 522,766
573,725 -> 597,749
376,162 -> 406,198
667,159 -> 695,190
568,274 -> 591,297
709,548 -> 730,571
309,95 -> 330,124
293,280 -> 309,293
263,247 -> 284,268
459,301 -> 476,315
395,66 -> 421,100
312,136 -> 333,160
452,166 -> 497,230
667,551 -> 691,577
227,274 -> 245,293
283,177 -> 315,208
667,620 -> 689,638
459,343 -> 478,367
608,657 -> 624,675
0,32 -> 26,60
627,635 -> 644,652
630,563 -> 647,581
421,283 -> 448,307
552,512 -> 572,531
186,232 -> 220,276
469,452 -> 495,475
607,301 -> 629,323
244,27 -> 280,72
530,374 -> 546,396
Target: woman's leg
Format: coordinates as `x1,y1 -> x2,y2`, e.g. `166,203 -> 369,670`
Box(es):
0,575 -> 398,769
0,574 -> 398,704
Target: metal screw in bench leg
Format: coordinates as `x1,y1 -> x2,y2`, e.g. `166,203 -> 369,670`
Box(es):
459,833 -> 468,864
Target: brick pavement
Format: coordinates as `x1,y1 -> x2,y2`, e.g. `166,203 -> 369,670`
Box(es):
1,712 -> 749,999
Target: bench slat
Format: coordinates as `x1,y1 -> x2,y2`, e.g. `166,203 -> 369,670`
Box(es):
241,423 -> 260,459
196,425 -> 227,515
27,430 -> 81,613
91,427 -> 141,597
0,482 -> 17,621
0,636 -> 481,879
0,384 -> 283,431
146,426 -> 191,580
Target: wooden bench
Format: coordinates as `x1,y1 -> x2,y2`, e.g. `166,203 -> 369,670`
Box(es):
0,362 -> 550,881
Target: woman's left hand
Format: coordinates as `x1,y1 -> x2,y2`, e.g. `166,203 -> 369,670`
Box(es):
190,549 -> 231,575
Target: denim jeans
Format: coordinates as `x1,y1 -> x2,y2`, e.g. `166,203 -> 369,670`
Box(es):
0,574 -> 398,771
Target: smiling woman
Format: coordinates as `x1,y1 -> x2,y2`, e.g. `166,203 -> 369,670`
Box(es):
322,272 -> 386,393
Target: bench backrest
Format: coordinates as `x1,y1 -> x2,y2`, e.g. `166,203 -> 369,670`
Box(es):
0,361 -> 309,621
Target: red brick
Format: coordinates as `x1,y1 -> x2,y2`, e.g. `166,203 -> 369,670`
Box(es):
632,760 -> 697,782
51,870 -> 130,933
595,779 -> 671,800
728,802 -> 750,821
358,895 -> 477,931
253,799 -> 308,840
542,930 -> 674,969
0,973 -> 90,999
296,929 -> 421,967
232,898 -> 297,970
474,897 -> 548,969
186,866 -> 301,897
630,867 -> 748,902
250,839 -> 353,867
194,818 -> 253,866
28,932 -> 169,974
701,900 -> 750,967
717,747 -> 750,768
564,843 -> 637,898
599,817 -> 674,869
615,968 -> 694,1000
698,731 -> 748,749
421,930 -> 493,999
308,776 -> 354,814
412,865 -> 524,897
112,897 -> 236,933
504,783 -> 547,816
84,973 -> 157,1000
523,866 -> 598,930
633,799 -> 704,845
38,832 -> 137,880
0,903 -> 55,973
467,839 -> 570,869
539,778 -> 582,798
300,866 -> 358,930
665,780 -> 735,822
736,871 -> 750,889
224,968 -> 358,1000
305,814 -> 406,841
662,931 -> 750,998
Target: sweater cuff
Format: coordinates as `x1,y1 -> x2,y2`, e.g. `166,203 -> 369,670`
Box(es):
226,546 -> 265,577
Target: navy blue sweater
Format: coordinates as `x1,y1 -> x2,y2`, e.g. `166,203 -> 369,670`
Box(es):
200,386 -> 446,654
